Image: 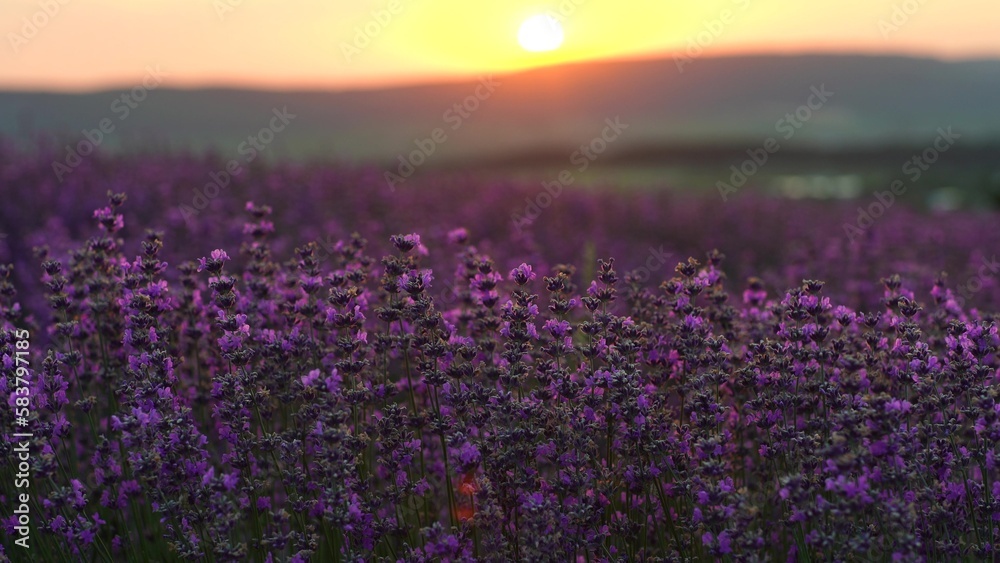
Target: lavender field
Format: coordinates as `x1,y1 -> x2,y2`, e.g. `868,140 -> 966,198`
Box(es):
2,143 -> 1000,562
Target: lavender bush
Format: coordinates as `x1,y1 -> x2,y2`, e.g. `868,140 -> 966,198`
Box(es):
2,144 -> 1000,561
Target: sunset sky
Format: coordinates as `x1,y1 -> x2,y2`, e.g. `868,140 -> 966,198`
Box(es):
2,0 -> 997,92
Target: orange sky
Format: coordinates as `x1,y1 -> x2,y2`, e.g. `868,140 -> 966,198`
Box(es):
2,0 -> 998,92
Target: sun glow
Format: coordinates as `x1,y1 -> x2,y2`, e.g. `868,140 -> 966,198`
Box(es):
518,14 -> 564,52
3,1 -> 994,91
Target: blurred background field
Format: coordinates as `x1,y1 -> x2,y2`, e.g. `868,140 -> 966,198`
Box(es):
3,54 -> 1000,210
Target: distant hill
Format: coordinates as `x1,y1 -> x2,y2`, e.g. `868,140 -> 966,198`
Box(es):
2,53 -> 1000,167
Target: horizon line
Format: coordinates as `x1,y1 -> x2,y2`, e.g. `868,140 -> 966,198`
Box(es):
3,48 -> 999,96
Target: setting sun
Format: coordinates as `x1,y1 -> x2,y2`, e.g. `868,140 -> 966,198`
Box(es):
517,14 -> 564,53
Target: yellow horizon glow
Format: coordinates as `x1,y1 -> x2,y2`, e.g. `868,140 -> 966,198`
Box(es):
1,0 -> 998,92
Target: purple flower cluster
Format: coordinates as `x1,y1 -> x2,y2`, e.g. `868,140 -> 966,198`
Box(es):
1,147 -> 1000,561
